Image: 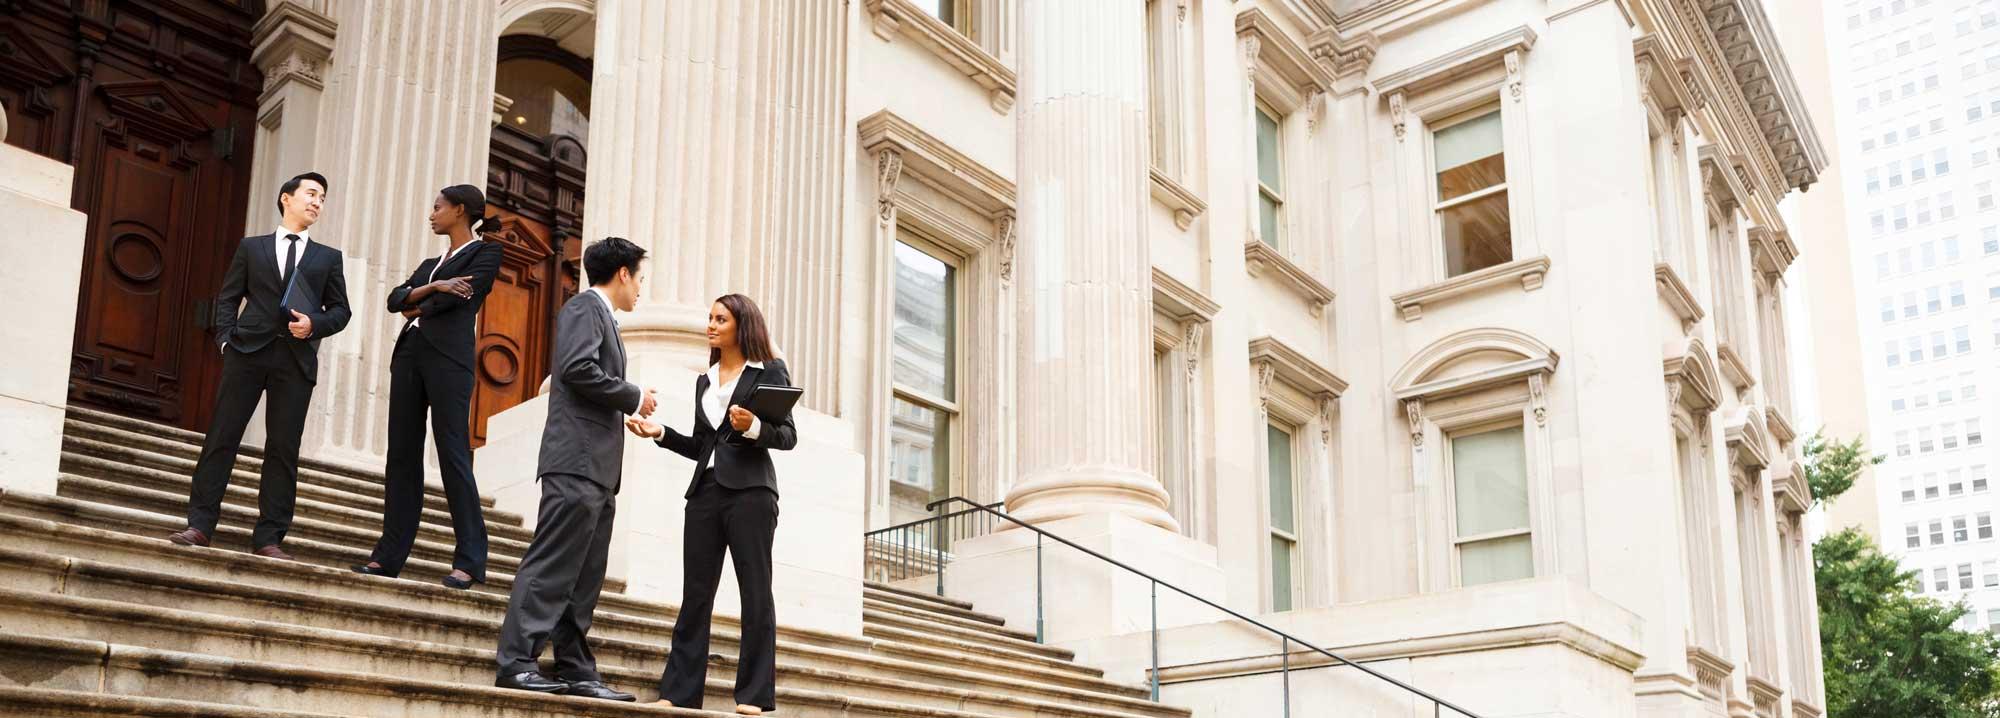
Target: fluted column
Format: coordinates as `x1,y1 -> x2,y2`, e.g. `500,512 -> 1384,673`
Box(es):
290,0 -> 499,463
1004,0 -> 1176,531
583,0 -> 845,411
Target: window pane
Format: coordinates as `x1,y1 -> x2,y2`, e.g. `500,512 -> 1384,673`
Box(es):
887,396 -> 951,521
1259,192 -> 1281,248
1268,424 -> 1295,534
1256,107 -> 1283,191
1435,111 -> 1505,201
1270,536 -> 1294,612
1441,190 -> 1513,276
1452,425 -> 1529,537
911,0 -> 954,26
1461,534 -> 1534,586
892,242 -> 955,399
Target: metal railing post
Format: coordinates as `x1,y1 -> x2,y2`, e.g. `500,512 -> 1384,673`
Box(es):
1035,533 -> 1045,644
1150,579 -> 1160,702
1282,636 -> 1290,718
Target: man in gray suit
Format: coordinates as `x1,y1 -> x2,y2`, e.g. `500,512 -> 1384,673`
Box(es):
494,237 -> 657,702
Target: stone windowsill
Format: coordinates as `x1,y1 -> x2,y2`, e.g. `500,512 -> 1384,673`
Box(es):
864,0 -> 1016,114
1685,645 -> 1734,702
1149,167 -> 1207,231
1243,241 -> 1334,317
1655,262 -> 1706,332
1717,342 -> 1756,392
1764,405 -> 1795,445
1391,255 -> 1550,321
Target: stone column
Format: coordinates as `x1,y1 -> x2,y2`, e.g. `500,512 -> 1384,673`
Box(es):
254,0 -> 498,467
1004,0 -> 1177,532
0,107 -> 88,497
478,0 -> 865,636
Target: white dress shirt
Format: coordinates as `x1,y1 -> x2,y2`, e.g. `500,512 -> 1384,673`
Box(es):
274,227 -> 310,280
697,361 -> 764,472
410,239 -> 480,329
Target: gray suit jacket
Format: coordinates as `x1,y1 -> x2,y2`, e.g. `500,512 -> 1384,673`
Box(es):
536,291 -> 643,492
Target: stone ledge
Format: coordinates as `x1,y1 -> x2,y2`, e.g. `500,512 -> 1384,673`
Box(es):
1149,168 -> 1207,231
1656,262 -> 1706,332
1390,255 -> 1550,321
1243,241 -> 1335,317
864,0 -> 1016,114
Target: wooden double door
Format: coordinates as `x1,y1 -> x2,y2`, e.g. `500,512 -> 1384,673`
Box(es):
0,0 -> 263,431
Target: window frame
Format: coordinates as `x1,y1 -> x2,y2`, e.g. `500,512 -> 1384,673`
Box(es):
886,229 -> 967,523
1443,418 -> 1536,587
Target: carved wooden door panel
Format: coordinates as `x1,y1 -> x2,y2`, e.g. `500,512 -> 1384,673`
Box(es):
0,3 -> 261,432
469,211 -> 566,448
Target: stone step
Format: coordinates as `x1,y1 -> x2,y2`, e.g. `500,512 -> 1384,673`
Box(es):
62,431 -> 535,542
861,584 -> 1007,626
0,497 -> 1112,686
62,414 -> 520,525
0,544 -> 1158,708
0,587 -> 1178,718
0,686 -> 346,718
864,606 -> 1075,663
55,473 -> 528,575
864,580 -> 976,611
59,453 -> 536,560
0,486 -> 629,599
63,406 -> 494,509
863,596 -> 1032,640
0,632 -> 981,718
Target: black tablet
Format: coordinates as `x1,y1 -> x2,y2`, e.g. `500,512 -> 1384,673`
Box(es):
742,384 -> 804,423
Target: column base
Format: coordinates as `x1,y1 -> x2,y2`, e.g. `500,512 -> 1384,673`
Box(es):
944,512 -> 1222,646
0,143 -> 86,497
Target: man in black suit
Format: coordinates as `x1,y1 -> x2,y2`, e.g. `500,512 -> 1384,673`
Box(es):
493,237 -> 657,702
167,172 -> 352,560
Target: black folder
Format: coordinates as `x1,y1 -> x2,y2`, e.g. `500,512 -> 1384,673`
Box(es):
742,385 -> 804,423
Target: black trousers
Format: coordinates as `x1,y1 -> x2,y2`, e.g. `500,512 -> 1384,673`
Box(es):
495,473 -> 617,682
368,330 -> 487,579
185,343 -> 315,547
659,472 -> 779,710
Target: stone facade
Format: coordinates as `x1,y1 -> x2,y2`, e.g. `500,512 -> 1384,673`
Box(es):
8,0 -> 1836,715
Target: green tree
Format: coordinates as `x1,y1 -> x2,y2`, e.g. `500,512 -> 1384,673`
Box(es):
1806,430 -> 2000,717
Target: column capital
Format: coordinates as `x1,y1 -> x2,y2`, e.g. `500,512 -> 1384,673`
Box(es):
251,1 -> 338,98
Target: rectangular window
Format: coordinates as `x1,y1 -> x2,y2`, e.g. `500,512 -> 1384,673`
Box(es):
1947,425 -> 1963,450
1902,476 -> 1918,502
1976,465 -> 1990,492
1934,567 -> 1948,592
1952,280 -> 1968,307
1909,522 -> 1925,548
1888,340 -> 1902,367
1932,331 -> 1948,359
1894,396 -> 1908,411
1256,104 -> 1284,249
1433,109 -> 1510,276
1922,426 -> 1937,453
1268,423 -> 1297,611
1901,247 -> 1916,272
1970,418 -> 1984,446
1930,286 -> 1945,313
911,0 -> 962,33
1906,291 -> 1921,318
1923,240 -> 1937,268
886,239 -> 959,528
1450,424 -> 1532,587
1982,513 -> 1996,540
1951,469 -> 1965,493
1963,563 -> 1977,589
1882,297 -> 1897,323
1958,325 -> 1974,352
1956,516 -> 1972,542
1947,235 -> 1962,261
1932,519 -> 1948,545
1938,148 -> 1953,175
1940,388 -> 1954,405
1898,430 -> 1913,457
1985,560 -> 1998,586
1926,472 -> 1942,499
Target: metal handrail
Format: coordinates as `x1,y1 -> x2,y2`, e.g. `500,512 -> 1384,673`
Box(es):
921,496 -> 1485,718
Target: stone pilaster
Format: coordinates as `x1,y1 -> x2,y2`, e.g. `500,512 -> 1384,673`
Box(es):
278,0 -> 498,465
1004,0 -> 1176,532
582,0 -> 846,415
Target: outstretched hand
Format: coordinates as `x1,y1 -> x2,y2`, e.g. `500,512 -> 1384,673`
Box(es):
624,417 -> 663,439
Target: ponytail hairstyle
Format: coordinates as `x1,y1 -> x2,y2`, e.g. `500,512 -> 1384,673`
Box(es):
439,184 -> 498,234
708,293 -> 777,367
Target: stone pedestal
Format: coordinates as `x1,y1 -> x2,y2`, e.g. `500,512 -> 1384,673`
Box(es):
0,140 -> 88,496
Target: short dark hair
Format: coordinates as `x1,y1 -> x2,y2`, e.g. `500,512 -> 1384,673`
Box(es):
277,172 -> 329,215
708,294 -> 777,366
583,236 -> 647,287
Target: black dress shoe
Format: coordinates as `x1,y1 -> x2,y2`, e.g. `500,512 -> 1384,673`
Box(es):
441,572 -> 481,590
494,671 -> 567,693
559,680 -> 635,701
351,563 -> 394,577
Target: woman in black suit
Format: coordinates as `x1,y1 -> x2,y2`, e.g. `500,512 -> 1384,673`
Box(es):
625,293 -> 796,716
354,184 -> 505,589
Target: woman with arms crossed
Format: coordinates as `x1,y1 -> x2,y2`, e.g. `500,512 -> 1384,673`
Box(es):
626,294 -> 795,715
355,184 -> 504,589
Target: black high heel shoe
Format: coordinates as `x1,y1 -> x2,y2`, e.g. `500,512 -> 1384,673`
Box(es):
351,563 -> 393,577
442,571 -> 482,590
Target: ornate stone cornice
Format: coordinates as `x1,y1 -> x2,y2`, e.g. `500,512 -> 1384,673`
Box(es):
1686,0 -> 1826,192
1699,145 -> 1751,214
864,0 -> 1016,113
1746,225 -> 1797,279
1237,8 -> 1335,109
1152,267 -> 1221,323
1305,27 -> 1378,79
251,1 -> 337,99
1664,337 -> 1721,414
1656,263 -> 1707,333
1725,408 -> 1771,472
1374,25 -> 1537,98
1686,645 -> 1734,703
857,109 -> 1016,216
1250,335 -> 1349,402
1774,459 -> 1811,514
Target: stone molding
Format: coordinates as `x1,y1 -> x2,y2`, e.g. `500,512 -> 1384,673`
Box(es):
858,109 -> 1016,216
1699,144 -> 1753,214
1149,167 -> 1207,231
864,0 -> 1016,113
1687,0 -> 1825,192
1249,335 -> 1348,403
1158,619 -> 1647,684
1664,337 -> 1722,414
250,1 -> 338,99
1725,409 -> 1771,471
1746,225 -> 1798,279
1375,25 -> 1536,99
1716,342 -> 1756,393
1656,262 -> 1706,332
1243,241 -> 1334,317
1235,8 -> 1334,112
1152,267 -> 1220,323
1687,645 -> 1735,703
1390,255 -> 1550,321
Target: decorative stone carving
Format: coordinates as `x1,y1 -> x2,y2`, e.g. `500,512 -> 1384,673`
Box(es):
250,1 -> 338,97
1404,399 -> 1425,447
1528,373 -> 1547,425
1256,360 -> 1276,411
1389,91 -> 1406,141
1319,397 -> 1334,445
1505,50 -> 1523,101
996,211 -> 1017,285
1182,321 -> 1205,381
874,148 -> 904,225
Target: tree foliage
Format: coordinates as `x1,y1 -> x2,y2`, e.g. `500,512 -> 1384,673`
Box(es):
1816,528 -> 2000,718
1801,430 -> 1883,510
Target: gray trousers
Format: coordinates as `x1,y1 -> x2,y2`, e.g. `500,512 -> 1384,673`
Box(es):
494,473 -> 617,681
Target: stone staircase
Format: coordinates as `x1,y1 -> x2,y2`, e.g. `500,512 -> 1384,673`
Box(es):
0,407 -> 1189,718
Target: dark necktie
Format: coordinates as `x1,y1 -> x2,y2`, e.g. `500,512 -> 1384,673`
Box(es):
283,234 -> 300,280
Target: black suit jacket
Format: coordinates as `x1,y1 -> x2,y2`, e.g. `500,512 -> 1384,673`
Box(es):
212,233 -> 352,379
385,240 -> 505,371
656,359 -> 799,498
536,292 -> 643,492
